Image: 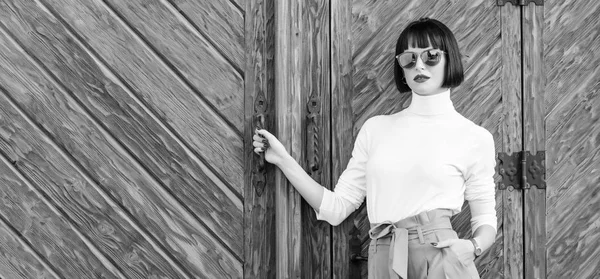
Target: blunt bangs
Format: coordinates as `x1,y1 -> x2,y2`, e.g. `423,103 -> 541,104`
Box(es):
394,18 -> 464,93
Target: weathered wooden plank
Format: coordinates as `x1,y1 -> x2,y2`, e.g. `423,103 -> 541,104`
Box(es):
169,0 -> 244,69
0,158 -> 120,279
331,0 -> 355,277
102,0 -> 244,130
0,97 -> 185,278
0,218 -> 58,279
274,0 -> 302,277
501,4 -> 524,279
37,0 -> 244,193
228,0 -> 244,14
0,29 -> 241,278
244,0 -> 276,277
522,3 -> 546,279
0,0 -> 244,258
351,1 -> 442,59
545,150 -> 600,279
544,0 -> 600,277
298,0 -> 331,278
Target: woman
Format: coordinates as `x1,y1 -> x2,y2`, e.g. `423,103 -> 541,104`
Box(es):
252,18 -> 496,279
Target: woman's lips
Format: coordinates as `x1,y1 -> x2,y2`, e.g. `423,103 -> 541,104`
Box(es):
413,75 -> 430,83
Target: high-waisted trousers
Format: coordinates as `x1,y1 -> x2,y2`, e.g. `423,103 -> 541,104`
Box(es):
367,209 -> 480,279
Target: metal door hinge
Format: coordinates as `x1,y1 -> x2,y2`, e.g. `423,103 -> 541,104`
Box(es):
497,0 -> 543,6
497,151 -> 546,190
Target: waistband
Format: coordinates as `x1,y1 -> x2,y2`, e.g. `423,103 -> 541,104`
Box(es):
368,209 -> 453,279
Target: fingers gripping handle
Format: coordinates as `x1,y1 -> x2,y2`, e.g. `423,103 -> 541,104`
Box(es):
253,92 -> 267,197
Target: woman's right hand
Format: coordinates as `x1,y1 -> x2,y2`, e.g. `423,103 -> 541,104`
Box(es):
253,129 -> 289,166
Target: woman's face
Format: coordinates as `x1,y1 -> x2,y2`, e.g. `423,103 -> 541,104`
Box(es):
401,45 -> 447,96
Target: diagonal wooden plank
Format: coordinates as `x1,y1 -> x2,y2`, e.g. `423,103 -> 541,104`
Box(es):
0,94 -> 187,278
0,217 -> 60,279
545,0 -> 600,277
101,0 -> 244,130
0,157 -> 121,279
351,0 -> 438,60
0,0 -> 244,257
32,0 -> 245,191
0,28 -> 241,278
228,0 -> 243,14
168,0 -> 244,70
546,152 -> 600,279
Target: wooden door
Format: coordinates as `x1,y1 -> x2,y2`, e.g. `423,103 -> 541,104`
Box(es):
331,1 -> 524,278
0,0 -> 275,278
543,0 -> 600,278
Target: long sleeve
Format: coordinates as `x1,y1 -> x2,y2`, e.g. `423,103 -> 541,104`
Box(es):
314,119 -> 371,226
464,127 -> 498,232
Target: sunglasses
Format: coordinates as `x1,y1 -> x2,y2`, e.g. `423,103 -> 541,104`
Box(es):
396,49 -> 446,69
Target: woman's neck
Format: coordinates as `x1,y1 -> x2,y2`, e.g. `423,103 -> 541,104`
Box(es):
406,89 -> 455,116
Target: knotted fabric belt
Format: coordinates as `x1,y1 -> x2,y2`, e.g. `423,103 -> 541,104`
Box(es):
368,209 -> 454,279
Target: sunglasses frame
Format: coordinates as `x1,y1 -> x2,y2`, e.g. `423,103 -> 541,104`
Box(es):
396,49 -> 446,69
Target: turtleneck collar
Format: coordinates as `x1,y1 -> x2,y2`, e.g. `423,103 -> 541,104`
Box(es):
405,89 -> 455,116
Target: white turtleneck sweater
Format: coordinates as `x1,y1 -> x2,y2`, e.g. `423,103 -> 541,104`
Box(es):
316,89 -> 497,232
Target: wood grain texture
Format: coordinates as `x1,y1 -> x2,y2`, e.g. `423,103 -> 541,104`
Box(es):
331,0 -> 355,278
523,4 -> 546,279
0,0 -> 244,258
244,0 -> 277,277
501,4 -> 524,279
102,0 -> 245,131
0,95 -> 186,278
38,0 -> 245,194
169,0 -> 244,70
297,0 -> 332,278
0,224 -> 56,279
274,1 -> 303,277
0,28 -> 241,278
346,1 -> 505,277
544,0 -> 600,278
0,159 -> 119,279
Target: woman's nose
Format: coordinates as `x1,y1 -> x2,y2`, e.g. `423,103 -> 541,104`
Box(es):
414,55 -> 426,70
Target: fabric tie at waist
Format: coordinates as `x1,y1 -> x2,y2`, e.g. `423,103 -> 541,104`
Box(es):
368,209 -> 453,279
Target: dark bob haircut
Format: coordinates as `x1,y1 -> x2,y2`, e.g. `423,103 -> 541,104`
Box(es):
394,18 -> 464,93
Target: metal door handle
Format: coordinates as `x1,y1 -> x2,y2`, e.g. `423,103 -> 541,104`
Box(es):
306,94 -> 321,181
253,91 -> 267,196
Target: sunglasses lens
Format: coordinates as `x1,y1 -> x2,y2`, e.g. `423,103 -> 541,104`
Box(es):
398,53 -> 416,68
422,50 -> 443,66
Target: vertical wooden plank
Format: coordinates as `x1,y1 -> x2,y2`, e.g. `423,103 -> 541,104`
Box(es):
501,4 -> 524,279
300,0 -> 331,278
274,0 -> 302,278
244,0 -> 276,277
331,0 -> 354,278
523,3 -> 546,279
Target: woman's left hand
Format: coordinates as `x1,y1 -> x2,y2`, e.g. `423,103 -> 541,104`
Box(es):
433,239 -> 476,264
